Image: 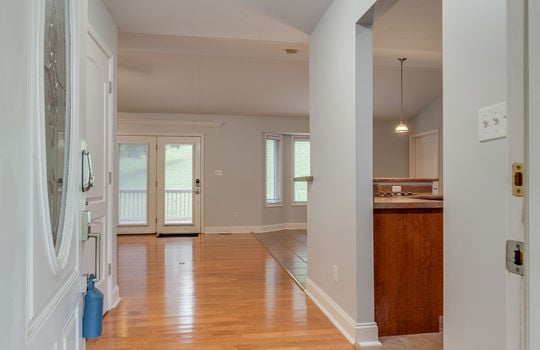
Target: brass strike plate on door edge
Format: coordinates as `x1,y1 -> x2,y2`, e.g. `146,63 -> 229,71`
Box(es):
512,163 -> 525,197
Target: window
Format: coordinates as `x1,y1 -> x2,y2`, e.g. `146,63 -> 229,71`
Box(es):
265,134 -> 282,205
293,137 -> 310,203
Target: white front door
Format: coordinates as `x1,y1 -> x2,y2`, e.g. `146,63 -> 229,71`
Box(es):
82,27 -> 114,312
0,0 -> 87,349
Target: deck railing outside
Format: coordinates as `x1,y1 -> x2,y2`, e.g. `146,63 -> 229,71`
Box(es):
119,189 -> 192,225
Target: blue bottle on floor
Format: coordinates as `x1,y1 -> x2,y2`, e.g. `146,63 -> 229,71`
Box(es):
82,274 -> 103,339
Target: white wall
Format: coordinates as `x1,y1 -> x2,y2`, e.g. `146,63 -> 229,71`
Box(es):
0,1 -> 29,348
372,119 -> 409,177
118,113 -> 309,233
443,0 -> 514,348
308,0 -> 379,345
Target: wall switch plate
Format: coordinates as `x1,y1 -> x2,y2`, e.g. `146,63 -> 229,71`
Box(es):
214,169 -> 223,176
478,102 -> 507,142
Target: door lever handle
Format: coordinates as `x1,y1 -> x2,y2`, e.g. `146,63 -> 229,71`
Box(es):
82,149 -> 95,192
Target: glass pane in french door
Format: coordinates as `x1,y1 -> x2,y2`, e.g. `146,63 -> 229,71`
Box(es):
164,144 -> 193,224
118,143 -> 148,225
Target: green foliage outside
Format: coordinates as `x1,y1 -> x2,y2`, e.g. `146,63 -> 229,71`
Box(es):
119,144 -> 192,190
294,140 -> 310,202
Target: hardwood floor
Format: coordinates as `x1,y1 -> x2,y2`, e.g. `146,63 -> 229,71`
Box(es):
88,234 -> 354,349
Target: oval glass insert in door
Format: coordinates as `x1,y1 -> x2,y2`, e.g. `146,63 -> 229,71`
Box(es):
43,0 -> 71,254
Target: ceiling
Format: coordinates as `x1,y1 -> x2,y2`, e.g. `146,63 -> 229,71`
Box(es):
104,0 -> 442,120
103,0 -> 334,43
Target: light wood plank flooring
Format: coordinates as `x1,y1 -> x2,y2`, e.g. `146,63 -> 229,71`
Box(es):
87,234 -> 354,349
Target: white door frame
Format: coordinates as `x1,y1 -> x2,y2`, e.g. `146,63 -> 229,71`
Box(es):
84,24 -> 118,312
156,136 -> 202,235
409,129 -> 439,178
116,134 -> 205,235
527,0 -> 540,348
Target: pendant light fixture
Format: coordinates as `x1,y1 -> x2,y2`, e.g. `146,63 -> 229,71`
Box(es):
394,57 -> 409,133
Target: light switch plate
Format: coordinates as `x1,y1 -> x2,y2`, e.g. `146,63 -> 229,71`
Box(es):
478,102 -> 507,142
214,169 -> 223,176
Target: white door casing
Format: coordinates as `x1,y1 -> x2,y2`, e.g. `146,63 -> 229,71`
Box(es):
506,0 -> 526,348
82,25 -> 116,313
409,129 -> 439,178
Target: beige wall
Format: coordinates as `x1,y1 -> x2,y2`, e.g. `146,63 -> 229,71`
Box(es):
118,49 -> 309,118
373,96 -> 443,183
372,120 -> 409,177
118,113 -> 309,232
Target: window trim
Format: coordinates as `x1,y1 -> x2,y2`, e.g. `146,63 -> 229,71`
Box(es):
264,133 -> 283,207
292,136 -> 310,205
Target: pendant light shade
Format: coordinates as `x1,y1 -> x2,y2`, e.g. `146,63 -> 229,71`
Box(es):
394,120 -> 409,133
394,57 -> 409,133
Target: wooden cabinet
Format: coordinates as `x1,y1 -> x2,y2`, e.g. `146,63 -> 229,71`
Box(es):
373,208 -> 443,336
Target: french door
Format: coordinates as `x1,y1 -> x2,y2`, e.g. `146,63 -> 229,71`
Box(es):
117,136 -> 202,235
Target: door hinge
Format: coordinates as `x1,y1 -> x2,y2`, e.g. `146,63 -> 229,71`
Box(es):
512,163 -> 525,197
108,263 -> 112,276
108,171 -> 112,185
506,240 -> 524,276
155,217 -> 158,224
108,81 -> 113,94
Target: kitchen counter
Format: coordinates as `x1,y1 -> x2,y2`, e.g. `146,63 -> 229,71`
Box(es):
373,196 -> 443,209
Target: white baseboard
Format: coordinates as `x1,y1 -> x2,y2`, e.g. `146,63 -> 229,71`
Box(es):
204,223 -> 307,234
204,225 -> 261,234
305,278 -> 381,347
284,222 -> 308,230
109,284 -> 121,310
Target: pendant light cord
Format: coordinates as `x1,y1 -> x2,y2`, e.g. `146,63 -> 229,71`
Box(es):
399,57 -> 407,123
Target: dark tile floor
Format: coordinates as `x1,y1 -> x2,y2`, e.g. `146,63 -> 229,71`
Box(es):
252,229 -> 308,287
